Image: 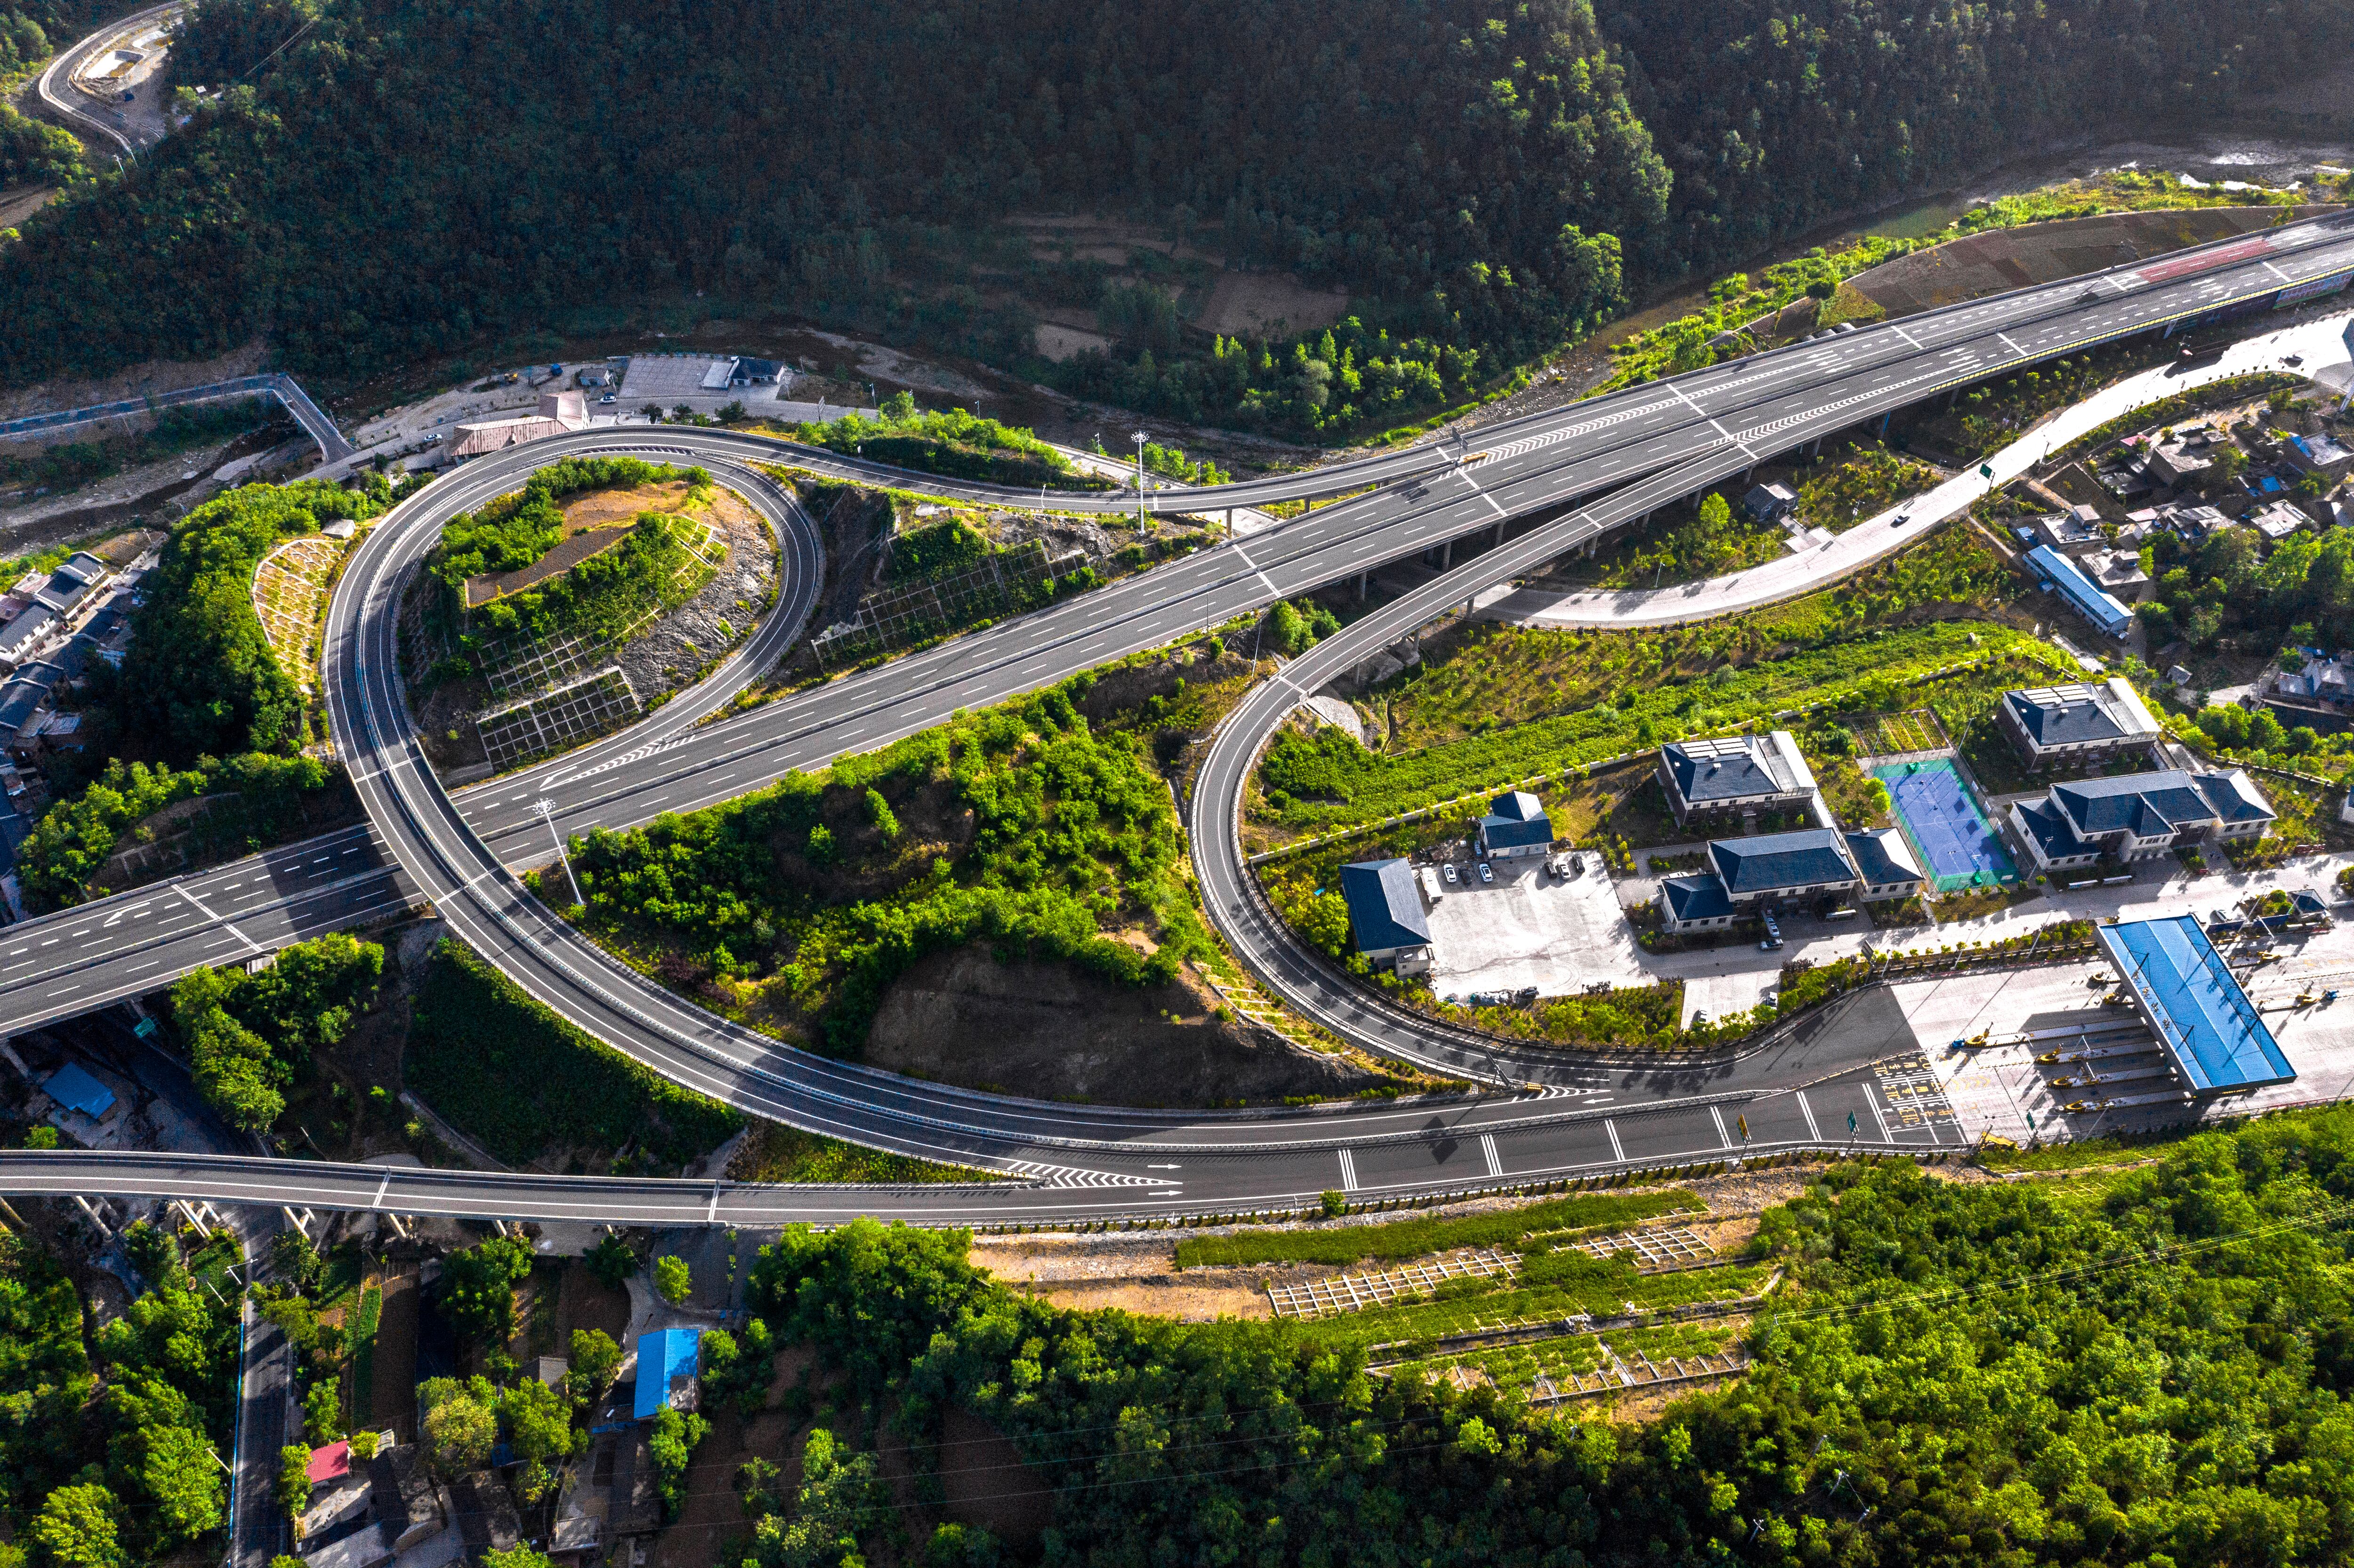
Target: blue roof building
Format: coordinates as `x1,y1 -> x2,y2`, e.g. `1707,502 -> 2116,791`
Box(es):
2026,545 -> 2134,638
633,1328 -> 701,1420
1476,791 -> 1553,858
43,1063 -> 115,1119
2095,916 -> 2294,1094
1337,859 -> 1432,969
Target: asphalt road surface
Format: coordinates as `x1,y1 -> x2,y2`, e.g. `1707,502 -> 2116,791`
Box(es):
7,213 -> 2353,1219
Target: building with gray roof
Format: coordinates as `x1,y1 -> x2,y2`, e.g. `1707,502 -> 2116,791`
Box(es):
1998,678 -> 2162,770
1338,859 -> 1433,973
2008,768 -> 2273,871
1475,791 -> 1553,859
1656,731 -> 1817,827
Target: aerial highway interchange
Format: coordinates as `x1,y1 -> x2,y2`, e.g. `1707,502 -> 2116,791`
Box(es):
5,209 -> 2354,1223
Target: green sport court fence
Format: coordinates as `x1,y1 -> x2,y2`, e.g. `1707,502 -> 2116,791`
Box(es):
1871,757 -> 2018,893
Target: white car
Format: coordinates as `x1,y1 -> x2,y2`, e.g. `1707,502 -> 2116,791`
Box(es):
1476,862 -> 1494,885
1442,863 -> 1459,885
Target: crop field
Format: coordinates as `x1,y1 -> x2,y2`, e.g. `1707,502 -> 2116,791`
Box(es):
1847,706 -> 1946,759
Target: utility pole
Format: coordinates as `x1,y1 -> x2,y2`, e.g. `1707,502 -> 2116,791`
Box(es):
536,799 -> 584,909
1133,429 -> 1150,529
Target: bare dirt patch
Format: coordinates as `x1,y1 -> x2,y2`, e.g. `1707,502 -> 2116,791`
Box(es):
370,1270 -> 421,1441
0,183 -> 52,230
1034,323 -> 1113,362
863,945 -> 1386,1106
555,1259 -> 629,1343
1195,272 -> 1350,337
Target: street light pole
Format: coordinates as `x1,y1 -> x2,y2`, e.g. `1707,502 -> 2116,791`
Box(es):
537,799 -> 584,909
1132,430 -> 1150,529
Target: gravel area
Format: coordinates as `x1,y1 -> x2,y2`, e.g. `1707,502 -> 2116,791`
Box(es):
610,485 -> 777,703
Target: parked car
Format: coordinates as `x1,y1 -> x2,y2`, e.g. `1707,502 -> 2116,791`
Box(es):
1442,863 -> 1459,886
1476,862 -> 1494,885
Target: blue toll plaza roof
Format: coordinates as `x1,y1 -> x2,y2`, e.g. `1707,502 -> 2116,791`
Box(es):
42,1062 -> 114,1118
2095,916 -> 2296,1093
2026,545 -> 2135,637
633,1328 -> 700,1420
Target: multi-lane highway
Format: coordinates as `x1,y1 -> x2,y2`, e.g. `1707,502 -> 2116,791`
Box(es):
8,210 -> 2354,1220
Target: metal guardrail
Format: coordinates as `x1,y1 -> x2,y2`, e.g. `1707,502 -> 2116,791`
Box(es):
0,372 -> 353,462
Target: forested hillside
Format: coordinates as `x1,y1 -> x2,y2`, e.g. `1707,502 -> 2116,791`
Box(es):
758,1111 -> 2354,1567
0,0 -> 2343,428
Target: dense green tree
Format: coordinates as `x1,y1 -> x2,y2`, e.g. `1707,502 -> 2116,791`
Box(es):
652,1254 -> 691,1307
169,934 -> 383,1130
566,1328 -> 622,1406
438,1238 -> 534,1349
417,1377 -> 498,1475
31,1485 -> 126,1568
500,1380 -> 574,1502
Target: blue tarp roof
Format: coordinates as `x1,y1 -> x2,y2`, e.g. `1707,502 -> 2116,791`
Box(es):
633,1328 -> 700,1420
43,1063 -> 114,1118
2026,545 -> 2134,637
2095,916 -> 2295,1093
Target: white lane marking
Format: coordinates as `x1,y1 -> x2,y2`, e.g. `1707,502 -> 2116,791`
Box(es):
372,1173 -> 390,1209
1480,1132 -> 1502,1178
1711,1105 -> 1733,1149
1869,1092 -> 1894,1144
1890,324 -> 1925,351
1229,540 -> 1282,599
1605,1118 -> 1625,1163
2264,260 -> 2291,283
1997,331 -> 2026,357
1796,1091 -> 1822,1141
1337,1148 -> 1358,1191
173,883 -> 265,957
1460,467 -> 1509,520
1665,382 -> 1755,457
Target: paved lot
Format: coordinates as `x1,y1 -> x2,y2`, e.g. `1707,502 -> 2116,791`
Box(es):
1895,911 -> 2354,1148
1424,858 -> 1647,998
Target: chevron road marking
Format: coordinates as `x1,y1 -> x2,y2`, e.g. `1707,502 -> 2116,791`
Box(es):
1338,1148 -> 1359,1191
1480,1133 -> 1502,1178
1796,1091 -> 1822,1141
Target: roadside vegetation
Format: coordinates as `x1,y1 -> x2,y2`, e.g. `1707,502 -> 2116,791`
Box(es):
168,933 -> 384,1131
0,1222 -> 243,1566
121,476 -> 399,759
558,673 -> 1208,1054
1601,168 -> 2336,395
1176,1188 -> 1701,1269
1253,534 -> 2048,843
782,394 -> 1102,490
747,1103 -> 2354,1565
402,938 -> 741,1173
0,401 -> 280,494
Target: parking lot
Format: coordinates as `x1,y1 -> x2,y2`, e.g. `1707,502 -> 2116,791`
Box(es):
1423,854 -> 1651,1000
